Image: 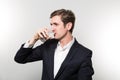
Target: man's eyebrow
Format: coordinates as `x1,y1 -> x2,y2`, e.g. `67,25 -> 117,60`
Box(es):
50,22 -> 58,25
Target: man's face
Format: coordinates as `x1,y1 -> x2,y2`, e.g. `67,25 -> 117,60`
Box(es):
50,15 -> 68,40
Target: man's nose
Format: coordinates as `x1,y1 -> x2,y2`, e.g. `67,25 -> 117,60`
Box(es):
51,26 -> 55,31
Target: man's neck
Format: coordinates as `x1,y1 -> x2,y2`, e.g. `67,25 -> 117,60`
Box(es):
59,33 -> 73,48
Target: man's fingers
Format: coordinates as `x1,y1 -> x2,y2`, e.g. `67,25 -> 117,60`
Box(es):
37,28 -> 49,39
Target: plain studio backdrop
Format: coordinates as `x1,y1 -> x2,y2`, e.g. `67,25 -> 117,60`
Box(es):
0,0 -> 120,80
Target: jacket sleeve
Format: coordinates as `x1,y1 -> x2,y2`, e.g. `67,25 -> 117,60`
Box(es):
78,51 -> 94,80
14,43 -> 45,64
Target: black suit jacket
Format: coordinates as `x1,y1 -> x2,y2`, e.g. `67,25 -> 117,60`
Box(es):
15,39 -> 94,80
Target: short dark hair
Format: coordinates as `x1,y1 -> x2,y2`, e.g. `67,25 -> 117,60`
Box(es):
50,9 -> 75,33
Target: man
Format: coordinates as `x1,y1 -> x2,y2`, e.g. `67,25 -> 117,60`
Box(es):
14,9 -> 94,80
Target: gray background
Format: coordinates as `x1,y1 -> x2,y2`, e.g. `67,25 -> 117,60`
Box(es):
0,0 -> 120,80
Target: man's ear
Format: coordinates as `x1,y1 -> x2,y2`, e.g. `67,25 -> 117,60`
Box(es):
66,22 -> 72,31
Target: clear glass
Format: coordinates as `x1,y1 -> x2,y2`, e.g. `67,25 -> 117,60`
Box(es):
48,28 -> 54,39
40,28 -> 54,42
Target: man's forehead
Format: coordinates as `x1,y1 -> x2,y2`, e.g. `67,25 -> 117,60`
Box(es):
50,16 -> 62,23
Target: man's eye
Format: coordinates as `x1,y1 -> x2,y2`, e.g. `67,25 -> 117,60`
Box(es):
54,23 -> 58,26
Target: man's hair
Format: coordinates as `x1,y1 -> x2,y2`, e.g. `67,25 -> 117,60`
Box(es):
50,9 -> 75,33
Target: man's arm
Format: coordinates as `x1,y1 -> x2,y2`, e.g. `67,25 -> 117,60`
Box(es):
14,28 -> 50,63
78,51 -> 94,80
14,43 -> 45,64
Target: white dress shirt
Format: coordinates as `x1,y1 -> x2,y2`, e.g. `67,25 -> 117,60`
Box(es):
54,38 -> 75,77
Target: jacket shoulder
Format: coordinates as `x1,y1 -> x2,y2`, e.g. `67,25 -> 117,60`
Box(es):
74,40 -> 92,55
44,39 -> 58,45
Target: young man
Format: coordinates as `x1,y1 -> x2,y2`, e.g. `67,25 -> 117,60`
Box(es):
14,9 -> 94,80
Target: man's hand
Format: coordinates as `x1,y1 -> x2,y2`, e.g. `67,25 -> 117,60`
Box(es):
29,28 -> 50,45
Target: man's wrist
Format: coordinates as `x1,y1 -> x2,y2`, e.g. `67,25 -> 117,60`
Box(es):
23,40 -> 34,48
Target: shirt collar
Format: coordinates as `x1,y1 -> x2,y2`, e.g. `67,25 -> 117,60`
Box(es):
57,37 -> 75,51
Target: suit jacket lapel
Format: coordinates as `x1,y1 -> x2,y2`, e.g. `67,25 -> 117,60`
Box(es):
54,40 -> 79,80
46,40 -> 58,80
